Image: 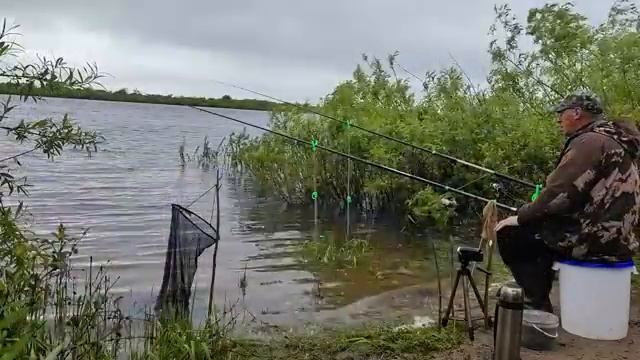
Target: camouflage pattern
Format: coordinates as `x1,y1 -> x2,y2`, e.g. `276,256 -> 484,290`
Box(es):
550,92 -> 604,115
517,119 -> 640,262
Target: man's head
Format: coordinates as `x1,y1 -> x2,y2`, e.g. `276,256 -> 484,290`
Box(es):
551,92 -> 604,136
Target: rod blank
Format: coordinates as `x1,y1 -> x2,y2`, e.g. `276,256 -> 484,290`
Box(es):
190,106 -> 517,212
212,80 -> 537,189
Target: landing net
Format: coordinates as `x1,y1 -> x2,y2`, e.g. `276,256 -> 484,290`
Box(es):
154,203 -> 219,319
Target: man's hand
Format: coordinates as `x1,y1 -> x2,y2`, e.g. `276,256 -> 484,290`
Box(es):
495,215 -> 519,232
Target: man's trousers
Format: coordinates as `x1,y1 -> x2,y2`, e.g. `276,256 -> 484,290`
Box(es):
496,224 -> 557,313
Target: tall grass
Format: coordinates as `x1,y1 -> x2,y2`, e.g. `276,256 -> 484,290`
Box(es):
179,136 -> 226,170
0,219 -> 129,359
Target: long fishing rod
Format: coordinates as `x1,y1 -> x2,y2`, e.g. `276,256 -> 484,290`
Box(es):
190,106 -> 517,212
212,80 -> 538,190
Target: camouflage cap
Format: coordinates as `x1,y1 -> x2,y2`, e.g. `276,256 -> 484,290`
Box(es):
550,92 -> 604,115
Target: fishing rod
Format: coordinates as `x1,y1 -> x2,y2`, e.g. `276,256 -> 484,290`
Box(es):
212,80 -> 538,191
190,105 -> 517,212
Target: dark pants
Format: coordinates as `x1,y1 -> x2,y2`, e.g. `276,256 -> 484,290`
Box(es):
496,224 -> 557,313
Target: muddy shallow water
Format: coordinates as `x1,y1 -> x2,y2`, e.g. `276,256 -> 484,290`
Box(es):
2,96 -> 485,330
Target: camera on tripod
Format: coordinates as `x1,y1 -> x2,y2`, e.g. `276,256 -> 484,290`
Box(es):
442,245 -> 490,340
457,246 -> 483,265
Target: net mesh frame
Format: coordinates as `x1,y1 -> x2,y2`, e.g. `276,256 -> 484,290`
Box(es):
154,203 -> 219,319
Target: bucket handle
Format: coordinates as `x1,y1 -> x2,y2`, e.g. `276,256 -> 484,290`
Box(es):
529,323 -> 558,339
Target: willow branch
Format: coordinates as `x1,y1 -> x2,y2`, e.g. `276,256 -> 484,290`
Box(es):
0,146 -> 39,162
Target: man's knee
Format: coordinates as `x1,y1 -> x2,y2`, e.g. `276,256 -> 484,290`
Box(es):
496,225 -> 527,265
496,224 -> 552,265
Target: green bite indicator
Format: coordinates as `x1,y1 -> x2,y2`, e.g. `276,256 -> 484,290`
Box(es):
531,184 -> 542,201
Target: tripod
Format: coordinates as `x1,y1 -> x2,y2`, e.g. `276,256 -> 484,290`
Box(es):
441,246 -> 490,341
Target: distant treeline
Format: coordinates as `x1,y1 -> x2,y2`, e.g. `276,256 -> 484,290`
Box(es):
0,82 -> 277,111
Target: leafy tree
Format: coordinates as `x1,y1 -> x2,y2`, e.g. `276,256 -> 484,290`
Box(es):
0,82 -> 276,111
227,0 -> 640,226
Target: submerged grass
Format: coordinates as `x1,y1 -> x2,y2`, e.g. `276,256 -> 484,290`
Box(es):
298,233 -> 373,269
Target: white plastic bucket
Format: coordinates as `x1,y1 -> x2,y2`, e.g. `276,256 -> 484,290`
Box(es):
554,259 -> 637,340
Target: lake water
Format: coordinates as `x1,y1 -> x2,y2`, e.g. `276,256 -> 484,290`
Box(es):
1,97 -> 477,331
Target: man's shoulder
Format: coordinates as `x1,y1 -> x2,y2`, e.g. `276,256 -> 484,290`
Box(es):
588,120 -> 640,153
556,131 -> 618,170
569,130 -> 620,152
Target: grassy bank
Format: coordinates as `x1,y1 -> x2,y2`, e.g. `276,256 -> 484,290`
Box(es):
131,321 -> 463,360
237,325 -> 463,360
0,81 -> 278,111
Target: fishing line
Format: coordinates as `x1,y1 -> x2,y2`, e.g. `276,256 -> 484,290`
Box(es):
458,163 -> 526,201
186,181 -> 220,209
346,119 -> 352,240
311,132 -> 319,233
496,185 -> 528,206
455,173 -> 493,191
190,106 -> 518,212
210,79 -> 538,190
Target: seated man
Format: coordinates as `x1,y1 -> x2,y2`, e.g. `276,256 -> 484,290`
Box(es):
494,92 -> 640,312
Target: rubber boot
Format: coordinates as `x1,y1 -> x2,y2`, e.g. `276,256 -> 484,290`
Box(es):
508,260 -> 554,313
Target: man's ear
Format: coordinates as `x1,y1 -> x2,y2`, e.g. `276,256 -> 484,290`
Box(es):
573,108 -> 582,120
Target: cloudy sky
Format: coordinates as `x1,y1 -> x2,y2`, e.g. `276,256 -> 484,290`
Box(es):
4,1 -> 617,103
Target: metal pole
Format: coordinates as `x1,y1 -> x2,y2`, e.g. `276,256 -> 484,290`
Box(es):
207,168 -> 221,318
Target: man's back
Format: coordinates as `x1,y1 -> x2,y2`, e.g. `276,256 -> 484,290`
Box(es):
517,119 -> 640,262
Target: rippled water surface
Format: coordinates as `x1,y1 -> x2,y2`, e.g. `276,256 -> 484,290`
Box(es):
2,97 -> 469,329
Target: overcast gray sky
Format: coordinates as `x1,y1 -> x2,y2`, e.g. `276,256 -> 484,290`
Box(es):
3,1 -> 618,103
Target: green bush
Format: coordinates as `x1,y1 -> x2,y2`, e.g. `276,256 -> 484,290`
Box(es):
228,1 -> 640,224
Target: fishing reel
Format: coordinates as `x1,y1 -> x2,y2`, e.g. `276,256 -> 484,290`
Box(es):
440,197 -> 458,207
491,182 -> 503,192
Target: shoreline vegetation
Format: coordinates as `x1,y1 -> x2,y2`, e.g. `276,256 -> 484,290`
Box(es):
2,1 -> 640,359
0,81 -> 280,111
223,1 -> 640,231
0,14 -> 466,359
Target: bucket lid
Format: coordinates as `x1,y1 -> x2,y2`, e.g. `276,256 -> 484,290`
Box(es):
558,258 -> 635,269
523,309 -> 559,327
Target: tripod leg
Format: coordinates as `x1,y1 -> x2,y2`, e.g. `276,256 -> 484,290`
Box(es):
462,275 -> 474,341
442,269 -> 462,327
467,270 -> 486,317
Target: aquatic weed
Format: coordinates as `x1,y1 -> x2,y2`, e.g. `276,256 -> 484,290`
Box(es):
299,233 -> 373,269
